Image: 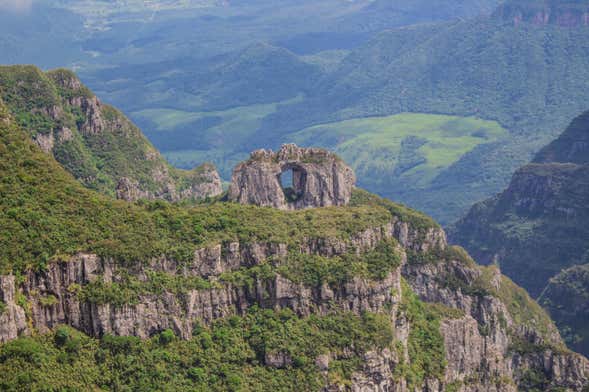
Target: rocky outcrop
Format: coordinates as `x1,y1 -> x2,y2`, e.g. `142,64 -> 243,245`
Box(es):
116,163 -> 222,202
0,276 -> 29,343
6,221 -> 405,340
228,144 -> 356,210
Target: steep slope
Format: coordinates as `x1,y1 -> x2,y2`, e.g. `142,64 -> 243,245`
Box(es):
451,110 -> 589,354
0,65 -> 222,201
540,264 -> 589,356
255,0 -> 589,223
0,99 -> 588,390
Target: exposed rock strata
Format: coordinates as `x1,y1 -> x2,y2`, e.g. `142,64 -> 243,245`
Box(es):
228,144 -> 356,210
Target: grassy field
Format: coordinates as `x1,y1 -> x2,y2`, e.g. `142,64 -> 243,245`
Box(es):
288,113 -> 508,188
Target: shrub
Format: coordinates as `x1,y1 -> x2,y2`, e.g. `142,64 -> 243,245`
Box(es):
188,367 -> 206,382
159,329 -> 175,345
54,327 -> 70,347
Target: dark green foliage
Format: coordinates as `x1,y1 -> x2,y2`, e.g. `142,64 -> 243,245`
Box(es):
0,309 -> 393,391
277,238 -> 402,287
159,329 -> 175,345
54,327 -> 70,347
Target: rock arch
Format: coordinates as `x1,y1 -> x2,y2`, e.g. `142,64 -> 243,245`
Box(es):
228,144 -> 356,210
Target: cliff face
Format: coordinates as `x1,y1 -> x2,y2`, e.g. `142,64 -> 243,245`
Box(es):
0,65 -> 222,201
0,199 -> 587,390
451,110 -> 589,356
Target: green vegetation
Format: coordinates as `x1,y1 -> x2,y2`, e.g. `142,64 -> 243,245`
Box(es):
0,99 -> 440,277
350,188 -> 439,231
539,263 -> 589,356
276,238 -> 402,286
0,308 -> 393,391
451,110 -> 589,355
396,280 -> 446,388
79,239 -> 402,307
290,112 -> 508,190
79,271 -> 213,306
0,65 -> 218,199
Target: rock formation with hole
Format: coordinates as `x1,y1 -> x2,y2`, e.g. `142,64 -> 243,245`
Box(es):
228,144 -> 356,210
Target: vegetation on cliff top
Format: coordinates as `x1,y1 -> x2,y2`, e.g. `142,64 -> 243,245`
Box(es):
0,99 -> 437,275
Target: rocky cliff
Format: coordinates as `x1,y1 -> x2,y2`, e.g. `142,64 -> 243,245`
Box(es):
0,65 -> 222,201
494,0 -> 589,27
228,144 -> 356,210
1,97 -> 588,390
451,110 -> 589,357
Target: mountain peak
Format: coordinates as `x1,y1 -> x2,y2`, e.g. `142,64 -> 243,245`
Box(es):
534,109 -> 589,164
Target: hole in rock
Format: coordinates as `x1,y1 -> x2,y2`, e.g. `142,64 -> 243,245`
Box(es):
278,166 -> 305,203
